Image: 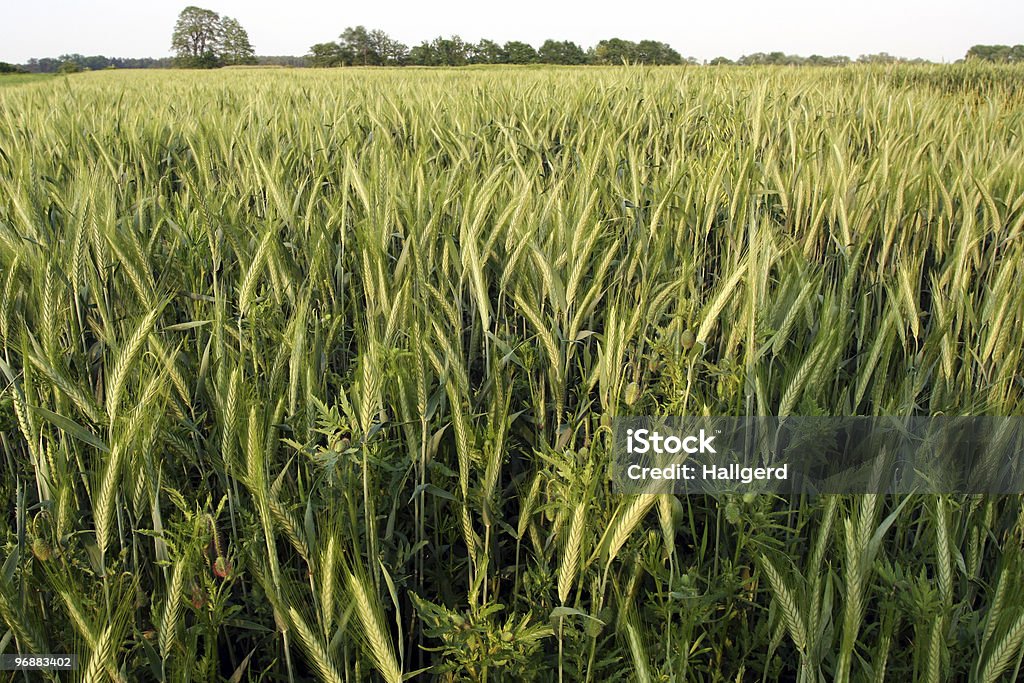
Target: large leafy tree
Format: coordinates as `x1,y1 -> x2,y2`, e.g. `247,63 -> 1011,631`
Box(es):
340,25 -> 377,65
503,41 -> 537,65
470,39 -> 505,64
407,36 -> 469,66
408,42 -> 437,66
171,6 -> 223,67
171,6 -> 256,68
331,26 -> 407,66
592,38 -> 637,64
219,16 -> 256,65
308,42 -> 348,67
430,36 -> 469,66
370,30 -> 408,66
537,40 -> 587,65
634,40 -> 682,65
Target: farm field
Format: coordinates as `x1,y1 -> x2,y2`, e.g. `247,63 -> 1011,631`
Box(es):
0,74 -> 53,88
1,64 -> 1024,681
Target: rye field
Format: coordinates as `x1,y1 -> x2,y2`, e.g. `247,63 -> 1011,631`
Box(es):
1,64 -> 1023,681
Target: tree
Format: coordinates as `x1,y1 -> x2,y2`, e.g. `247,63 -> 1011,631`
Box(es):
171,7 -> 257,68
26,58 -> 61,73
592,38 -> 637,64
634,40 -> 682,65
220,16 -> 256,65
308,42 -> 346,67
55,53 -> 106,70
171,6 -> 223,67
470,39 -> 504,64
340,26 -> 379,65
406,36 -> 469,66
369,30 -> 407,65
856,52 -> 902,64
431,36 -> 469,66
503,41 -> 537,64
538,40 -> 587,65
806,54 -> 850,66
408,41 -> 438,66
966,45 -> 1024,63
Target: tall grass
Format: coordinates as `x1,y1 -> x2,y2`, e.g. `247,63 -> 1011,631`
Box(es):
1,63 -> 1023,680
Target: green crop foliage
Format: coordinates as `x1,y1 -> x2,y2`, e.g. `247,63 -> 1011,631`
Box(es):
1,63 -> 1023,681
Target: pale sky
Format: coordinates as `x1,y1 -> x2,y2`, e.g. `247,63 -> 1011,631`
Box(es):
2,0 -> 1022,64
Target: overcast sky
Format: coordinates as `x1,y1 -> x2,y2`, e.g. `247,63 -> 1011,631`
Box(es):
2,0 -> 1022,64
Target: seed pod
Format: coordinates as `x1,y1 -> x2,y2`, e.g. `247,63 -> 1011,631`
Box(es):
624,382 -> 640,405
213,556 -> 232,579
31,537 -> 52,562
725,500 -> 741,525
671,495 -> 686,530
190,584 -> 206,610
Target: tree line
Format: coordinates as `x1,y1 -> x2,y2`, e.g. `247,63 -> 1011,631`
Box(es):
7,48 -> 958,74
18,55 -> 173,73
707,52 -> 932,67
15,56 -> 311,74
965,45 -> 1024,63
309,28 -> 688,66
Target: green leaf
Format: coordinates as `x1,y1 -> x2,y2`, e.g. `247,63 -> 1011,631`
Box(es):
162,320 -> 211,332
30,405 -> 109,452
549,606 -> 604,624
